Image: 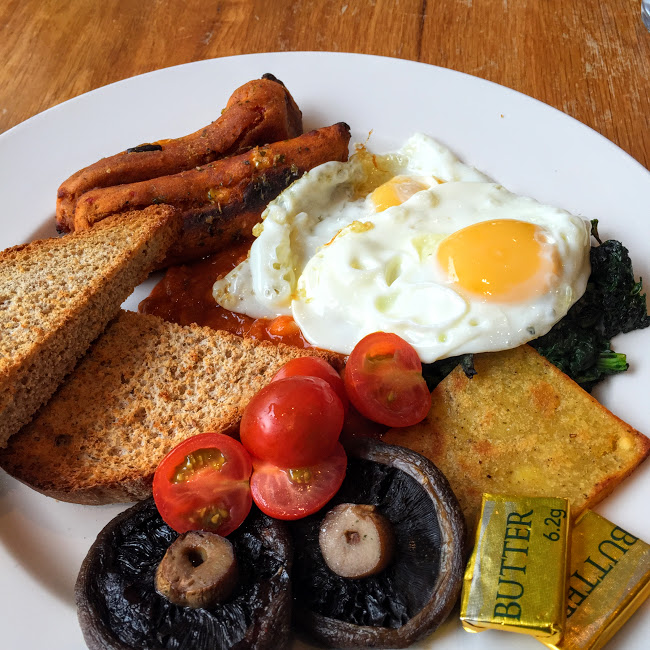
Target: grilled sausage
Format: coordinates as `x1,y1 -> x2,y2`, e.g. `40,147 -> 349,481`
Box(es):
56,74 -> 302,232
73,123 -> 351,267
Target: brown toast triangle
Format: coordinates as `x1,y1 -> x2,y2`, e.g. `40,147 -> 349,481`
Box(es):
0,205 -> 179,447
0,310 -> 342,504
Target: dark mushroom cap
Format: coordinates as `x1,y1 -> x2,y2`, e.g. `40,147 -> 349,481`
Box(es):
290,437 -> 466,649
75,499 -> 292,650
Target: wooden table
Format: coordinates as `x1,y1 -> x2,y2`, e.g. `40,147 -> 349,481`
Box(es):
1,0 -> 648,169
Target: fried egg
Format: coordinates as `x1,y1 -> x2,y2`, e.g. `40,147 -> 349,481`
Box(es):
213,134 -> 591,362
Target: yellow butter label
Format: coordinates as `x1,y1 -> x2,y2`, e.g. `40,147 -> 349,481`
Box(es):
460,493 -> 570,643
543,510 -> 650,650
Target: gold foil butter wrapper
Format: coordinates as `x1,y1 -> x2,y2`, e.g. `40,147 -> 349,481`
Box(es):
543,510 -> 650,650
460,493 -> 570,643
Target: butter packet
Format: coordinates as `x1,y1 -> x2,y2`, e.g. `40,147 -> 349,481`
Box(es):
460,493 -> 571,644
543,510 -> 650,649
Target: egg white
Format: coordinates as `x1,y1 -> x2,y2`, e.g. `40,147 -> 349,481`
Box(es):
213,133 -> 489,319
293,182 -> 591,361
213,134 -> 591,362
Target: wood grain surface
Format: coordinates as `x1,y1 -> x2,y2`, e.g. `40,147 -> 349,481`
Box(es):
0,0 -> 648,168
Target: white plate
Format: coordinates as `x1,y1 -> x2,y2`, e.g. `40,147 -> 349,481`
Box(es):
0,52 -> 648,650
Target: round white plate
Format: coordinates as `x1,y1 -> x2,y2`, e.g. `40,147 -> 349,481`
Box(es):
0,52 -> 648,650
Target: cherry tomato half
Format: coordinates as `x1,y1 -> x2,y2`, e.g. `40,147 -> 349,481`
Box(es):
250,443 -> 347,520
153,432 -> 253,536
240,375 -> 344,468
344,332 -> 432,427
272,357 -> 349,411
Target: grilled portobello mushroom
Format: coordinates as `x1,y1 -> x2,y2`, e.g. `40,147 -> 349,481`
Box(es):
75,498 -> 292,650
289,437 -> 466,648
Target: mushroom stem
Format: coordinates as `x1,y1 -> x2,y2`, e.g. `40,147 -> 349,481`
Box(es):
155,530 -> 238,608
319,503 -> 395,579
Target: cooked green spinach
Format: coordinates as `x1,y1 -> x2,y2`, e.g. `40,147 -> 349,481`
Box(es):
531,238 -> 649,391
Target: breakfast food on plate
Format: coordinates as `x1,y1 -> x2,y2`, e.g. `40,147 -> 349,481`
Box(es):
0,205 -> 179,448
76,498 -> 293,650
382,345 -> 650,534
3,73 -> 649,648
76,438 -> 465,650
213,133 -> 592,362
343,331 -> 431,427
72,122 -> 352,266
56,73 -> 303,232
283,437 -> 465,648
152,432 -> 255,537
55,75 -> 354,268
154,531 -> 239,608
137,134 -> 648,390
530,234 -> 650,391
0,310 -> 342,504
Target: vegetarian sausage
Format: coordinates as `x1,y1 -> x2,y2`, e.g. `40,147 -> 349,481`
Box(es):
74,122 -> 351,266
56,74 -> 303,232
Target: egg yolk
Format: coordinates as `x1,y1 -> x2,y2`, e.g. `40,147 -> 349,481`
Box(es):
437,219 -> 559,302
371,176 -> 428,212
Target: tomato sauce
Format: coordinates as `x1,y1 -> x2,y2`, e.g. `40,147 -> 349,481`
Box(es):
139,240 -> 313,349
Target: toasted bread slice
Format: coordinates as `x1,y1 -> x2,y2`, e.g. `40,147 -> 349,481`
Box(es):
383,345 -> 650,534
0,206 -> 179,447
0,310 -> 342,504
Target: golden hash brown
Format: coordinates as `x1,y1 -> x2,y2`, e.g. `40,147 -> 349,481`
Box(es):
383,345 -> 650,534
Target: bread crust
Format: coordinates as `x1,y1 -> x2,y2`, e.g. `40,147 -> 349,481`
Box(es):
0,310 -> 343,504
70,123 -> 351,266
0,206 -> 181,448
56,74 -> 303,232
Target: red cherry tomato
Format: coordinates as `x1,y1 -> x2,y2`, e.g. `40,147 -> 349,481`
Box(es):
344,332 -> 431,427
153,432 -> 252,536
272,357 -> 349,412
250,443 -> 347,520
240,376 -> 344,468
